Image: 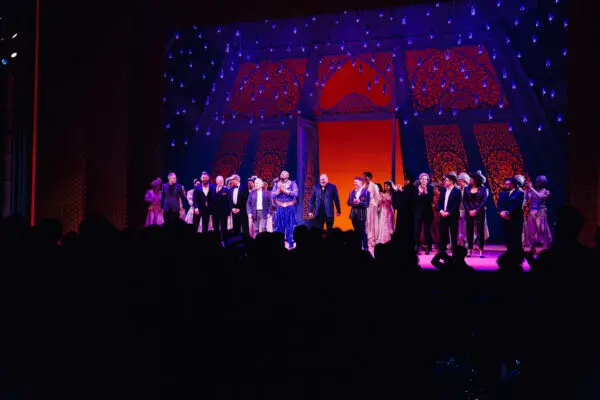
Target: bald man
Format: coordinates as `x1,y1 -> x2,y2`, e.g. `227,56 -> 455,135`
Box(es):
308,174 -> 341,234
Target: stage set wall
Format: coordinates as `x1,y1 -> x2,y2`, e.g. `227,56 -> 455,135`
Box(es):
167,1 -> 569,242
27,0 -> 599,246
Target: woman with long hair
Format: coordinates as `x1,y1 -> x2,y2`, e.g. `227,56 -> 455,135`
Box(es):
463,171 -> 488,258
523,175 -> 552,251
378,181 -> 396,244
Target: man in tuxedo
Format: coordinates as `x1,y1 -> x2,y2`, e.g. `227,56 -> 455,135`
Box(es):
212,175 -> 231,241
308,174 -> 341,234
193,172 -> 216,233
161,172 -> 186,222
498,177 -> 525,252
437,174 -> 463,254
229,174 -> 250,235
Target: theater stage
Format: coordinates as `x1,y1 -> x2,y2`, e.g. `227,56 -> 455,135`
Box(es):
412,244 -> 532,272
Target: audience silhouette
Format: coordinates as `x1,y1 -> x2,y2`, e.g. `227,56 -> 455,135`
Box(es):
0,206 -> 597,399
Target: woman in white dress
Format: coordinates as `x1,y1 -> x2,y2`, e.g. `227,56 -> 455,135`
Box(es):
184,179 -> 198,224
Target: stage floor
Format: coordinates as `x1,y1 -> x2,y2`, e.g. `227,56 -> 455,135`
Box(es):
414,244 -> 531,272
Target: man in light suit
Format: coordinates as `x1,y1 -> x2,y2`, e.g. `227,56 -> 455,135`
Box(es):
161,172 -> 186,222
437,174 -> 463,254
246,178 -> 274,234
308,174 -> 341,234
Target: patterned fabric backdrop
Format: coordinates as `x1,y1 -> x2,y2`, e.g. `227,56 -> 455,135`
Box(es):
423,124 -> 469,183
223,59 -> 307,118
473,123 -> 528,207
315,52 -> 397,114
211,131 -> 250,179
405,45 -> 507,112
301,125 -> 317,220
252,130 -> 290,182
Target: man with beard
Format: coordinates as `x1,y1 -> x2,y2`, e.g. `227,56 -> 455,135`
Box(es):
272,170 -> 299,248
193,172 -> 216,233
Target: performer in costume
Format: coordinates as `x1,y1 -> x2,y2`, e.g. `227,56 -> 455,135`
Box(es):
184,179 -> 198,225
457,173 -> 471,246
377,181 -> 396,244
272,170 -> 299,249
348,177 -> 370,251
498,177 -> 525,252
363,172 -> 381,249
463,171 -> 488,258
267,178 -> 279,233
145,178 -> 164,226
523,175 -> 552,251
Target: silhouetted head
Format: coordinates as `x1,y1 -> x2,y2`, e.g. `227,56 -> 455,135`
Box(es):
555,206 -> 585,243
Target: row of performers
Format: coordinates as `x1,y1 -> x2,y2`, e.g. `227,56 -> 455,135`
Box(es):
144,170 -> 552,254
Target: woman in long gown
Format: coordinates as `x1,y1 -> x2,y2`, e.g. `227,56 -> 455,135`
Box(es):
145,178 -> 164,226
377,181 -> 396,244
523,175 -> 552,251
225,177 -> 234,231
184,179 -> 198,224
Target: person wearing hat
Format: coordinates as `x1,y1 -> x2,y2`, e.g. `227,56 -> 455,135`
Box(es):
436,174 -> 463,254
228,174 -> 250,235
523,175 -> 552,251
145,178 -> 164,226
498,177 -> 525,252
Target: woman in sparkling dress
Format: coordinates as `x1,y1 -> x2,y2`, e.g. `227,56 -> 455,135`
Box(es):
523,175 -> 552,251
144,178 -> 164,226
377,181 -> 396,244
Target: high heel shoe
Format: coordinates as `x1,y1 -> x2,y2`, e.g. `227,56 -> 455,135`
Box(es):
479,250 -> 484,258
466,250 -> 472,257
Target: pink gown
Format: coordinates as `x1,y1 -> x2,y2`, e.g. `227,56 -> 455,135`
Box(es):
145,190 -> 164,226
366,182 -> 381,248
378,192 -> 395,244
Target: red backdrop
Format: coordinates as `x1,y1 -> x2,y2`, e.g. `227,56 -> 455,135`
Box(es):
318,119 -> 403,231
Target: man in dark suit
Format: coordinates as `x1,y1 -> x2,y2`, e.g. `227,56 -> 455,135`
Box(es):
308,174 -> 341,234
161,172 -> 186,222
193,171 -> 216,233
392,173 -> 415,245
437,174 -> 463,254
228,174 -> 250,235
498,177 -> 525,252
212,175 -> 231,241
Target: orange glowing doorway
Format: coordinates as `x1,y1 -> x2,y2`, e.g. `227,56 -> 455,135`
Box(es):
318,119 -> 404,232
